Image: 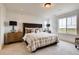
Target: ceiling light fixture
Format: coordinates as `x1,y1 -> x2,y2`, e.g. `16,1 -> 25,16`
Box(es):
43,3 -> 52,8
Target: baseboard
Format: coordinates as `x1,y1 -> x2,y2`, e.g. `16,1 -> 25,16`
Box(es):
60,39 -> 75,44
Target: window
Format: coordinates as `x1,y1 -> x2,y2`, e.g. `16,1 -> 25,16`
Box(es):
58,15 -> 77,34
59,18 -> 66,33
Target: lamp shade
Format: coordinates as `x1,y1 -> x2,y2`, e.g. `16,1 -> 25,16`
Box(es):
9,21 -> 17,26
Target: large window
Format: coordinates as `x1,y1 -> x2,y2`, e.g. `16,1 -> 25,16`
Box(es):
59,18 -> 66,33
59,15 -> 77,34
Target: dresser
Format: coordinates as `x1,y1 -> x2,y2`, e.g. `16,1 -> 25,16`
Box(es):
4,32 -> 23,44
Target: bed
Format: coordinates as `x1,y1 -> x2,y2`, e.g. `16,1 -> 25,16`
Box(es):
23,23 -> 58,52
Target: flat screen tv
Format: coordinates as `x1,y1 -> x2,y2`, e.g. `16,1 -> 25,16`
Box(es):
9,21 -> 17,26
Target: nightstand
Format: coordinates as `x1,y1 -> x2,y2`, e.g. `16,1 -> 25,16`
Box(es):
4,32 -> 23,44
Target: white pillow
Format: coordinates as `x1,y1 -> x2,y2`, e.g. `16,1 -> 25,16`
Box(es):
35,29 -> 40,33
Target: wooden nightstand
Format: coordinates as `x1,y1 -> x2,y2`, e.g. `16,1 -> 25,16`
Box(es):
4,32 -> 23,44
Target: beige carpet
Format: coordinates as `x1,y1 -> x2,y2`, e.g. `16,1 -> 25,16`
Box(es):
0,41 -> 79,55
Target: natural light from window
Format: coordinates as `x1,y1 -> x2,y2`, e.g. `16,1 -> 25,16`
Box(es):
58,15 -> 77,34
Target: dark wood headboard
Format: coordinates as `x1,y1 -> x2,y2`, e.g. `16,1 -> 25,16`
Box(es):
23,23 -> 42,36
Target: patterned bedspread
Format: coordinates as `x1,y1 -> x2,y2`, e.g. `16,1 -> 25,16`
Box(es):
23,32 -> 58,52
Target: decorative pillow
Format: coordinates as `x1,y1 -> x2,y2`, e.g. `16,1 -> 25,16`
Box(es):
25,28 -> 43,33
35,29 -> 40,33
39,28 -> 43,32
25,28 -> 32,33
31,28 -> 35,33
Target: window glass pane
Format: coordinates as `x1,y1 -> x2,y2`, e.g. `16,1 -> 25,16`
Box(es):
67,16 -> 77,34
71,16 -> 77,27
67,17 -> 72,28
59,18 -> 66,33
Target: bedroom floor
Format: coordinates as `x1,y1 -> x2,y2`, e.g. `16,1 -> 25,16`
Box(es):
0,40 -> 79,55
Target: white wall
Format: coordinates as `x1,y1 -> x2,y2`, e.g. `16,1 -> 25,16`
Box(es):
51,16 -> 58,34
5,10 -> 58,34
40,15 -> 58,34
5,11 -> 45,33
57,9 -> 79,43
0,4 -> 6,49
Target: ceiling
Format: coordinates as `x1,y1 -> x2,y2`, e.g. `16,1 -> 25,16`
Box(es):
5,3 -> 79,18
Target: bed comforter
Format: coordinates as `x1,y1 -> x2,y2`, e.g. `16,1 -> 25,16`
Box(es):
23,32 -> 58,52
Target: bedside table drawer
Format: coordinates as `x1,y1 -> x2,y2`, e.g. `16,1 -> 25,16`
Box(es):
4,32 -> 23,44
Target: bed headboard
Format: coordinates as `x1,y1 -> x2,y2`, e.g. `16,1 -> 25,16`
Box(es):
23,23 -> 42,36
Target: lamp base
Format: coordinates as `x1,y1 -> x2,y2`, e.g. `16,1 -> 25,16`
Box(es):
11,30 -> 16,32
